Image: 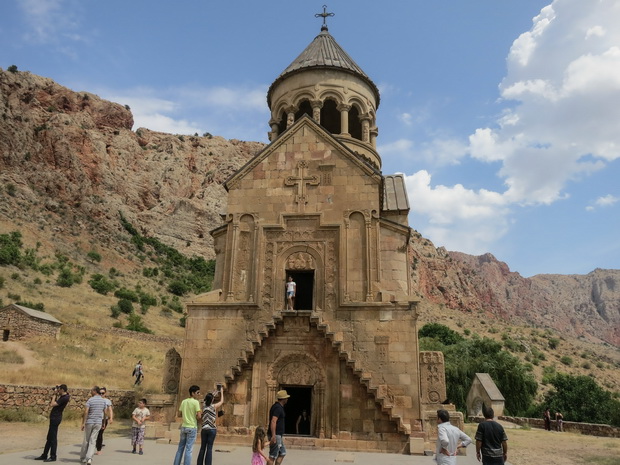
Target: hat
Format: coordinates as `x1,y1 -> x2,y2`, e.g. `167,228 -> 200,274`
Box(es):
276,390 -> 290,400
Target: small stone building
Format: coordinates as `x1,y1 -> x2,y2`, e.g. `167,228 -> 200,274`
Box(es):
0,304 -> 62,341
466,373 -> 505,417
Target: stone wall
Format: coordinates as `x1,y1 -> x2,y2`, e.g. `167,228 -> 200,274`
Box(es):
67,323 -> 181,345
468,415 -> 620,438
0,384 -> 135,416
0,308 -> 60,340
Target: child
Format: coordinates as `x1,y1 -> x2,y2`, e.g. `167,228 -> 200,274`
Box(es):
251,426 -> 271,465
131,398 -> 150,455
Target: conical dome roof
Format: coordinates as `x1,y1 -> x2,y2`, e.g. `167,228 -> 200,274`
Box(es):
267,28 -> 380,107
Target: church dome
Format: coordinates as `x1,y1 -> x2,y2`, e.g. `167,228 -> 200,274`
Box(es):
266,26 -> 382,169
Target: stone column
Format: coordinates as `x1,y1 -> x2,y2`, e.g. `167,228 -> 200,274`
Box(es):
286,106 -> 297,129
365,213 -> 373,301
361,117 -> 371,143
311,100 -> 323,124
268,118 -> 279,141
370,126 -> 378,148
227,219 -> 239,300
337,103 -> 351,136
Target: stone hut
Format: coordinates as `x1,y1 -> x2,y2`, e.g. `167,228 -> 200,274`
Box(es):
178,20 -> 450,454
0,304 -> 62,341
466,373 -> 505,417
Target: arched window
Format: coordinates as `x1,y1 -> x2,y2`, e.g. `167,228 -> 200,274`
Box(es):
294,100 -> 313,120
320,99 -> 340,135
277,110 -> 287,135
349,105 -> 362,140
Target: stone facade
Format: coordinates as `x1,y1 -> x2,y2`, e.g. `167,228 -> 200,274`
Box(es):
0,304 -> 62,341
178,26 -> 447,453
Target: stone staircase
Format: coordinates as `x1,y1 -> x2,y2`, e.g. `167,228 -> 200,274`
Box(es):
220,310 -> 417,441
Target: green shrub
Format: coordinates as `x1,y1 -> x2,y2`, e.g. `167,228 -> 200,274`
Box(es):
418,323 -> 464,346
15,300 -> 44,311
126,312 -> 152,334
560,356 -> 573,366
117,299 -> 133,314
0,408 -> 44,422
114,288 -> 139,302
89,274 -> 116,295
0,231 -> 23,266
56,268 -> 76,287
86,251 -> 102,263
168,280 -> 189,296
548,337 -> 560,349
7,65 -> 18,73
110,305 -> 121,318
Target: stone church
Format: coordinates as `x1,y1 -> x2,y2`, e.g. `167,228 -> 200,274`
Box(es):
178,20 -> 448,454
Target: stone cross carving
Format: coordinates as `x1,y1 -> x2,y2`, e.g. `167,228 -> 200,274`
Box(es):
285,161 -> 319,204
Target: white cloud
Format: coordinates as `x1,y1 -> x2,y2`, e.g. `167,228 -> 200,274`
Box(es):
404,170 -> 510,253
17,0 -> 81,44
379,137 -> 467,166
586,194 -> 619,211
402,0 -> 620,255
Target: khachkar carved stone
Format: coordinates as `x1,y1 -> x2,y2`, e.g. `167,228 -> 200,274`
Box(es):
162,348 -> 182,394
419,351 -> 447,404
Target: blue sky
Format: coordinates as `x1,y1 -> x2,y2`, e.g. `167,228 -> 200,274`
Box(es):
1,0 -> 619,277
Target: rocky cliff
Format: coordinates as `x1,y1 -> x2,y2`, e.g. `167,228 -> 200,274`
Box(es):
1,69 -> 618,347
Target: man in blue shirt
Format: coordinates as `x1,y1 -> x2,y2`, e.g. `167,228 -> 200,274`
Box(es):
269,390 -> 290,465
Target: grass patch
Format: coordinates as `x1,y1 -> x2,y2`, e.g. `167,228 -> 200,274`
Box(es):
580,457 -> 620,465
0,349 -> 25,364
0,408 -> 45,422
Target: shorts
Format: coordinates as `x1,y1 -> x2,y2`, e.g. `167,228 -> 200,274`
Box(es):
269,435 -> 286,459
287,291 -> 294,297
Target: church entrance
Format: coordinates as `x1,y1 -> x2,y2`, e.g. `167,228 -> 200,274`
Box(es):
281,385 -> 313,436
288,270 -> 314,310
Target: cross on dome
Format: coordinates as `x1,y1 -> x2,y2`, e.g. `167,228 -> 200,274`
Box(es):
314,5 -> 335,31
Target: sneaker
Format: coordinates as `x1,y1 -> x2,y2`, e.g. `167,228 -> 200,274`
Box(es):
87,459 -> 92,465
139,451 -> 143,455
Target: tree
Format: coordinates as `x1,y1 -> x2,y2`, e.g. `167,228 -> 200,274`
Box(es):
538,373 -> 620,426
420,335 -> 537,415
418,323 -> 464,345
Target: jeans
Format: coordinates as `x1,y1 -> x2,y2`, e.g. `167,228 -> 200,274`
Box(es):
43,421 -> 60,458
80,423 -> 102,462
196,428 -> 217,465
173,427 -> 198,465
268,435 -> 286,460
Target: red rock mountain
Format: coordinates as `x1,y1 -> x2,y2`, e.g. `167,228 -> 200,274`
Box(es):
1,69 -> 618,347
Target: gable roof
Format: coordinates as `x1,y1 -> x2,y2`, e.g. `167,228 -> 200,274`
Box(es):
224,115 -> 382,190
2,304 -> 62,325
383,175 -> 410,213
474,373 -> 505,401
267,28 -> 380,107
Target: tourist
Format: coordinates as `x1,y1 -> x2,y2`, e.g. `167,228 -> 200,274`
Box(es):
197,386 -> 224,465
251,426 -> 271,465
435,409 -> 471,464
543,407 -> 551,431
268,390 -> 290,465
295,409 -> 310,435
475,406 -> 508,465
133,361 -> 144,386
80,386 -> 110,465
555,411 -> 564,432
34,384 -> 70,462
131,398 -> 151,454
285,277 -> 296,310
173,385 -> 202,465
95,387 -> 113,455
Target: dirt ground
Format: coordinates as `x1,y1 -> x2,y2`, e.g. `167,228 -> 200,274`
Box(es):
1,420 -> 618,465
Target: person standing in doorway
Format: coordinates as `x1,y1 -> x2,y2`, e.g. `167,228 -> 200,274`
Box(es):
95,387 -> 113,455
285,277 -> 296,310
35,384 -> 70,462
80,386 -> 109,465
475,406 -> 508,465
435,409 -> 471,465
295,410 -> 310,435
269,390 -> 290,465
173,385 -> 202,465
196,386 -> 224,465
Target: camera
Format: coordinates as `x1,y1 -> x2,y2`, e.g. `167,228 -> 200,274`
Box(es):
216,383 -> 223,391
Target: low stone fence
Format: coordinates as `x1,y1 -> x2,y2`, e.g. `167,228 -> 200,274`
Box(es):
469,415 -> 619,438
67,323 -> 181,345
0,384 -> 135,417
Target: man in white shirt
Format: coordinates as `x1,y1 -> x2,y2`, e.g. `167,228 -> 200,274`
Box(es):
435,409 -> 472,465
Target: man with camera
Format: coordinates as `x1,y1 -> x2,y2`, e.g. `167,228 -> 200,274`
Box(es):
35,384 -> 70,462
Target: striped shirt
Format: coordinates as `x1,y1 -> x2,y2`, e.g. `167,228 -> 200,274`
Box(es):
85,395 -> 108,425
201,405 -> 217,429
